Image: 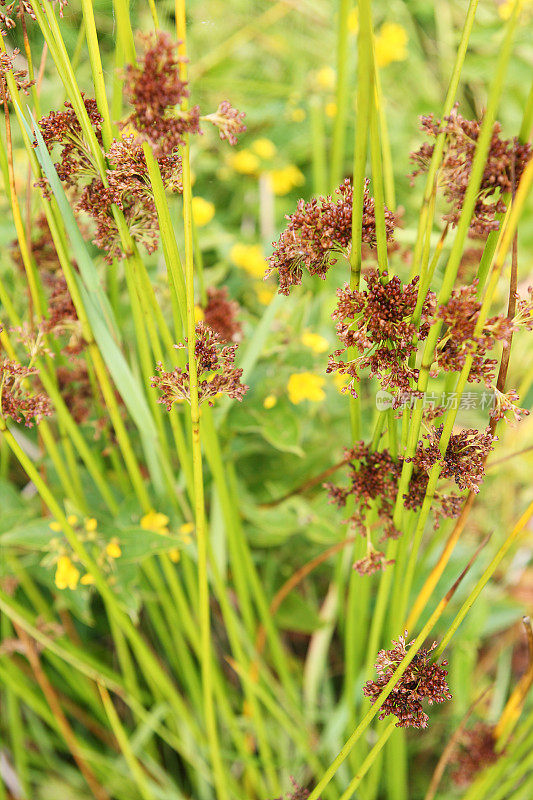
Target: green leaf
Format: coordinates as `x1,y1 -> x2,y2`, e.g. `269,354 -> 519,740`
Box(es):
274,592 -> 324,633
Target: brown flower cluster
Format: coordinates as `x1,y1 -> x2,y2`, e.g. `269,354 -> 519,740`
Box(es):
39,99 -> 181,261
451,722 -> 499,786
0,357 -> 52,427
203,286 -> 242,343
55,363 -> 94,425
266,180 -> 395,295
363,633 -> 452,728
37,31 -> 245,261
151,323 -> 248,408
412,425 -> 494,493
0,49 -> 34,103
122,31 -> 245,155
43,273 -> 85,356
353,548 -> 394,576
38,97 -> 183,261
411,109 -> 532,238
433,282 -> 514,386
326,441 -> 462,542
271,778 -> 318,800
327,271 -> 435,399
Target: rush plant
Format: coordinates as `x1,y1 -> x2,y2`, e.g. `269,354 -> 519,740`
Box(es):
0,1 -> 533,800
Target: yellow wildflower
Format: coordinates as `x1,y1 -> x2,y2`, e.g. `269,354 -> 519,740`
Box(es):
266,165 -> 305,196
287,373 -> 326,404
54,556 -> 80,591
315,65 -> 336,90
301,330 -> 329,354
81,573 -> 95,585
291,107 -> 306,123
49,521 -> 62,532
263,394 -> 277,409
179,522 -> 195,536
106,539 -> 122,559
325,102 -> 337,119
228,149 -> 260,175
498,0 -> 514,18
194,305 -> 205,323
168,548 -> 181,563
255,284 -> 275,305
375,23 -> 408,68
251,138 -> 277,159
141,510 -> 170,535
192,196 -> 215,227
230,243 -> 267,278
348,8 -> 359,34
67,514 -> 78,526
84,518 -> 98,532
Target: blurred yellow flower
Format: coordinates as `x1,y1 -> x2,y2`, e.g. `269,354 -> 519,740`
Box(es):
194,305 -> 205,323
287,373 -> 326,404
332,371 -> 350,394
192,196 -> 215,227
81,573 -> 95,585
49,521 -> 62,532
84,517 -> 98,532
263,394 -> 277,409
67,514 -> 78,526
498,0 -> 514,18
291,108 -> 306,123
228,149 -> 260,175
348,8 -> 359,34
179,522 -> 195,536
141,510 -> 170,535
255,284 -> 276,305
266,165 -> 305,196
316,65 -> 336,90
106,539 -> 122,559
325,102 -> 337,119
252,138 -> 277,159
375,22 -> 408,68
55,556 -> 80,590
169,548 -> 181,563
301,330 -> 329,353
230,243 -> 267,278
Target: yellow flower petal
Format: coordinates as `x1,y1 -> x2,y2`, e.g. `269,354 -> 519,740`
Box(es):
287,373 -> 326,405
49,521 -> 62,532
266,165 -> 305,196
230,243 -> 267,278
348,8 -> 359,34
168,548 -> 181,563
228,150 -> 260,175
263,394 -> 277,409
255,284 -> 275,305
375,23 -> 408,68
84,517 -> 98,532
192,196 -> 215,227
194,304 -> 205,323
251,138 -> 277,160
301,330 -> 329,354
141,510 -> 170,533
325,102 -> 337,119
179,522 -> 195,536
81,573 -> 95,585
106,539 -> 122,559
67,514 -> 78,526
54,556 -> 80,591
315,65 -> 336,90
